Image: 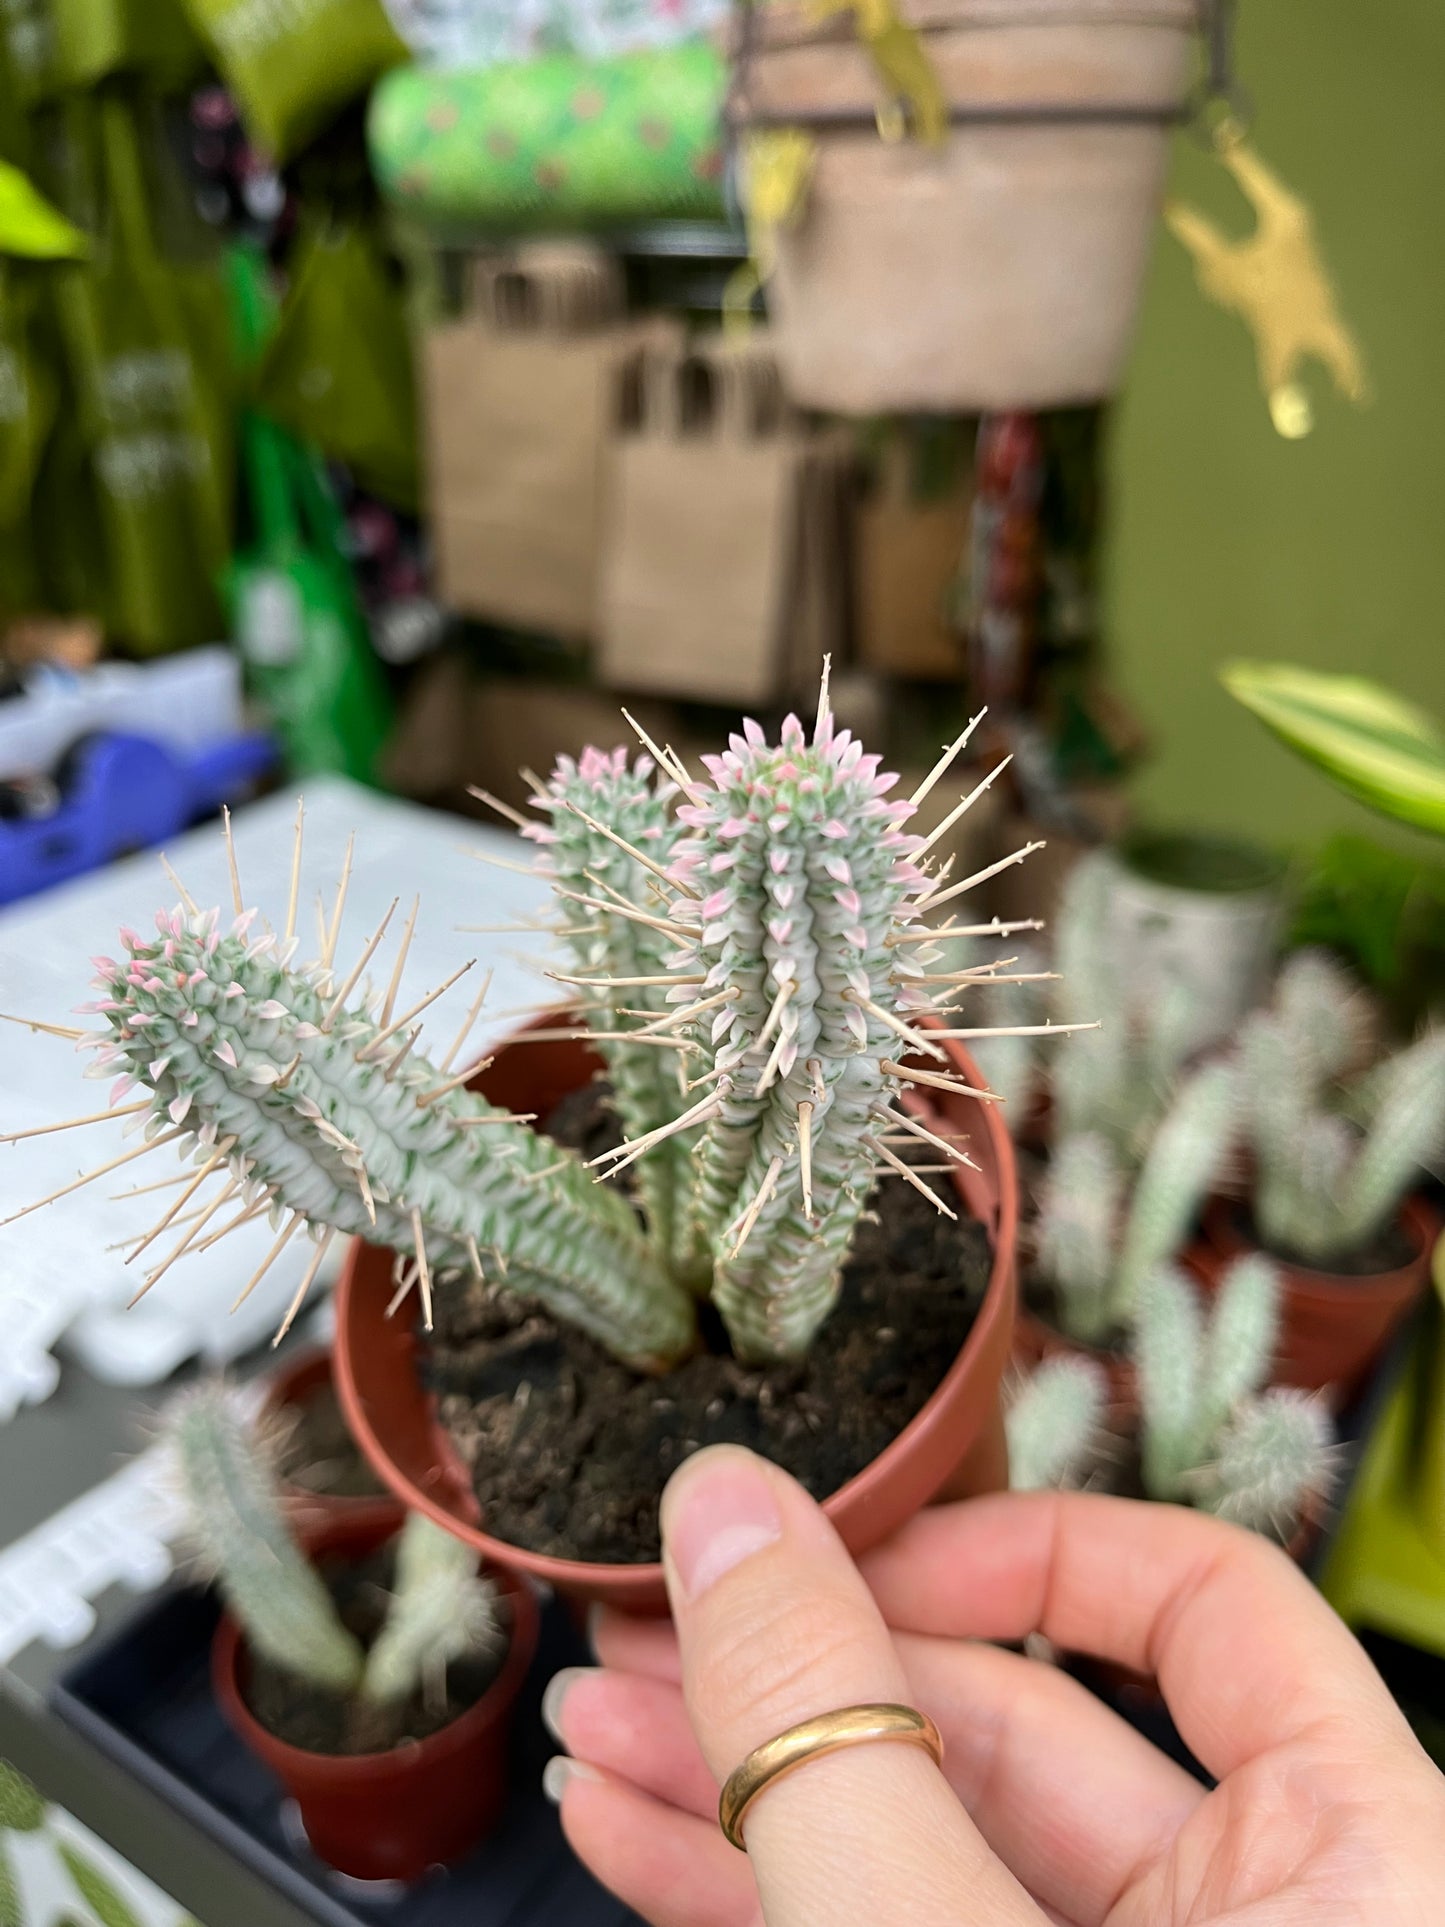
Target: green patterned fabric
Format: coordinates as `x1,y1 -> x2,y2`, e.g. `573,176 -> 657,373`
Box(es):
368,41 -> 727,233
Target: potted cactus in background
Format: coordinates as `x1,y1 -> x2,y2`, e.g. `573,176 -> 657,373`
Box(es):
1015,1060 -> 1237,1407
165,1384 -> 537,1882
10,678 -> 1070,1608
1204,951 -> 1445,1400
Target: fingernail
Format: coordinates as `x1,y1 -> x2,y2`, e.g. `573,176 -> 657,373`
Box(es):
541,1666 -> 591,1744
543,1756 -> 602,1804
662,1447 -> 782,1602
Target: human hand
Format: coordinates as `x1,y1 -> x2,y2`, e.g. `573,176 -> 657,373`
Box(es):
542,1444 -> 1445,1926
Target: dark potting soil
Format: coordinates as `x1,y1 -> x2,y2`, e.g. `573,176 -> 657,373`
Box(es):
1227,1202 -> 1416,1279
279,1379 -> 387,1500
243,1550 -> 507,1757
423,1079 -> 991,1565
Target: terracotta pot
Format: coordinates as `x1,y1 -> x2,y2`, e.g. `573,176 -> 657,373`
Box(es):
212,1512 -> 539,1883
335,1014 -> 1019,1612
733,0 -> 1198,411
1011,1301 -> 1137,1422
1199,1194 -> 1441,1404
264,1347 -> 398,1534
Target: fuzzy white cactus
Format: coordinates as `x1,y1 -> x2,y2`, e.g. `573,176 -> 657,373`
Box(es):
1034,1061 -> 1236,1344
12,675 -> 1079,1373
166,1383 -> 498,1705
1243,958 -> 1445,1267
1132,1258 -> 1335,1539
1005,1355 -> 1108,1492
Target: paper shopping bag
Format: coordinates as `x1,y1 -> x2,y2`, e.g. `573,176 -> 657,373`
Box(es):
423,242 -> 671,644
853,420 -> 973,679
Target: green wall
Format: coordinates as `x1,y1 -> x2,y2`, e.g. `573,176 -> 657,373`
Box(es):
1105,0 -> 1445,854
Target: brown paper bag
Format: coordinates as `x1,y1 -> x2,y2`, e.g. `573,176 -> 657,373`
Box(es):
854,426 -> 973,679
597,338 -> 848,706
423,244 -> 672,644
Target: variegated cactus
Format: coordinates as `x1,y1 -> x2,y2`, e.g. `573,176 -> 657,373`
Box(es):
1034,1061 -> 1236,1343
1242,958 -> 1445,1267
11,674 -> 1081,1372
1005,1355 -> 1108,1492
166,1382 -> 499,1704
1132,1257 -> 1335,1540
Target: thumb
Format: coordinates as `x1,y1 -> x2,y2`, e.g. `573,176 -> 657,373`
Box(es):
660,1446 -> 1043,1927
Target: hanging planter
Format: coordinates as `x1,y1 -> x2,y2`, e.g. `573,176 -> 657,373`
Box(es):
732,0 -> 1207,413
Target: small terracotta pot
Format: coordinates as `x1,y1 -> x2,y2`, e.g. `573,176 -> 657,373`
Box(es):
212,1512 -> 539,1883
264,1347 -> 397,1534
1198,1194 -> 1440,1405
1011,1301 -> 1137,1423
335,1013 -> 1019,1612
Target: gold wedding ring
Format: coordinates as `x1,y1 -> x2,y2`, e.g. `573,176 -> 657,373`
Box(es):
718,1702 -> 944,1851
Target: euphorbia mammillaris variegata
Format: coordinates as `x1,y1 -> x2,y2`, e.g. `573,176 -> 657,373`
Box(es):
7,680 -> 1085,1369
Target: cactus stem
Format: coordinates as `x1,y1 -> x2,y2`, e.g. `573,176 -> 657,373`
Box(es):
283,798 -> 305,943
796,1100 -> 815,1218
438,970 -> 493,1074
879,1058 -> 999,1104
560,798 -> 701,898
126,1136 -> 236,1264
221,805 -> 245,917
231,1212 -> 303,1312
321,834 -> 355,971
365,960 -> 476,1054
159,853 -> 199,915
0,1099 -> 150,1141
0,1011 -> 89,1040
915,755 -> 1015,859
917,841 -> 1048,914
842,989 -> 948,1062
467,786 -> 535,833
409,1207 -> 434,1329
322,898 -> 399,1029
0,1125 -> 185,1226
864,1136 -> 959,1218
378,894 -> 419,1027
725,1155 -> 785,1259
909,709 -> 987,808
273,1227 -> 336,1346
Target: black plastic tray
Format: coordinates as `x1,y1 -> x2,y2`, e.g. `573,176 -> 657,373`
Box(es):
52,1586 -> 640,1927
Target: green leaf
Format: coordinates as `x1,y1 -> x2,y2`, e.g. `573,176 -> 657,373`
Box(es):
0,1837 -> 23,1927
58,1846 -> 144,1927
0,1764 -> 45,1833
0,160 -> 88,261
1222,660 -> 1445,837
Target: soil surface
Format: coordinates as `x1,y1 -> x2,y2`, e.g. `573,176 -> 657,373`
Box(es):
279,1380 -> 387,1500
244,1549 -> 507,1757
1226,1202 -> 1416,1279
423,1078 -> 991,1565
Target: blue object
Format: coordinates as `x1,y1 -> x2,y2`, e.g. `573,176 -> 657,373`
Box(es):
0,728 -> 277,907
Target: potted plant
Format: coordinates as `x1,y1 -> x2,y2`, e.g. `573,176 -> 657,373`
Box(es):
1016,1059 -> 1237,1409
1008,1256 -> 1338,1543
264,1345 -> 395,1530
1202,951 -> 1445,1400
163,1383 -> 537,1883
21,679 -> 1063,1609
730,0 -> 1202,412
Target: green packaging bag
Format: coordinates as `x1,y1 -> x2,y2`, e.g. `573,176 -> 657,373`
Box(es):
180,0 -> 409,164
49,92 -> 234,653
226,245 -> 392,783
367,41 -> 727,234
255,203 -> 418,512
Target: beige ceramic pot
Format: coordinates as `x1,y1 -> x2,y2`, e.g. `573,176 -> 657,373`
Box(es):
736,0 -> 1200,411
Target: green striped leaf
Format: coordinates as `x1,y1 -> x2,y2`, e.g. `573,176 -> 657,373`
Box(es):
1222,660 -> 1445,837
58,1846 -> 144,1927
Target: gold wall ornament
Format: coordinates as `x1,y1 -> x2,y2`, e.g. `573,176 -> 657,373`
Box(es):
1166,119 -> 1368,439
807,0 -> 948,145
724,127 -> 817,334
